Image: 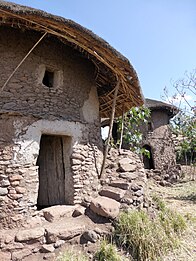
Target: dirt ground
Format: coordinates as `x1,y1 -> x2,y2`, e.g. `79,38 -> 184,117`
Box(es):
148,176 -> 196,261
22,174 -> 196,261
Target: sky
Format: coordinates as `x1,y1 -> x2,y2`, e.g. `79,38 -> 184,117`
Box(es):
4,0 -> 196,102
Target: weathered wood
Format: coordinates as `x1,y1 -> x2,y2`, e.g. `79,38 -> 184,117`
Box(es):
37,135 -> 65,207
99,79 -> 120,179
119,109 -> 125,153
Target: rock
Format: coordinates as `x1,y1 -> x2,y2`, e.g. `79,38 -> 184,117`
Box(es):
121,197 -> 134,205
0,188 -> 8,196
82,230 -> 98,243
54,240 -> 65,248
15,227 -> 45,242
12,249 -> 31,261
41,244 -> 55,253
90,196 -> 120,219
3,242 -> 24,251
8,175 -> 23,182
0,252 -> 11,261
118,158 -> 136,172
43,205 -> 76,222
109,180 -> 129,190
130,184 -> 141,191
15,186 -> 26,194
45,222 -> 85,243
43,253 -> 55,260
4,234 -> 13,244
8,193 -> 23,200
72,206 -> 86,217
82,196 -> 92,207
0,180 -> 10,187
99,186 -> 126,201
119,172 -> 138,181
134,189 -> 144,197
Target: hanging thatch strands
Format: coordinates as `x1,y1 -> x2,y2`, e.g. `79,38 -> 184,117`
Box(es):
0,2 -> 144,117
1,32 -> 47,91
99,79 -> 120,179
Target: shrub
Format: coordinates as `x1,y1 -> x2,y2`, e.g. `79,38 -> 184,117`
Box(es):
94,240 -> 127,261
114,205 -> 187,261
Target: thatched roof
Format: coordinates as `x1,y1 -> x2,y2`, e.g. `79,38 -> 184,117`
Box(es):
0,1 -> 144,117
145,98 -> 179,118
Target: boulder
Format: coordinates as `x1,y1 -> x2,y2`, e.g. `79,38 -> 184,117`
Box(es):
43,205 -> 76,222
90,196 -> 120,219
15,227 -> 45,242
99,186 -> 126,201
118,158 -> 137,172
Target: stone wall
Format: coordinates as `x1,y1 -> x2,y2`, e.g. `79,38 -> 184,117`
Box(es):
143,125 -> 176,169
142,116 -> 181,183
0,26 -> 103,229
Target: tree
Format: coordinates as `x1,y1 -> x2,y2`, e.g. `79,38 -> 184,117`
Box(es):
117,106 -> 151,155
162,69 -> 196,179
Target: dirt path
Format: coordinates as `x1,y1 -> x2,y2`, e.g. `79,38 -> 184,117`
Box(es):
148,179 -> 196,261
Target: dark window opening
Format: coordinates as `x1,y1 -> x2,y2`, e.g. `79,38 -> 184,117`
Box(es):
42,70 -> 54,87
147,122 -> 153,132
142,144 -> 155,169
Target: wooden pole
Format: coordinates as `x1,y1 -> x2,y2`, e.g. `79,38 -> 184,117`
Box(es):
99,79 -> 120,179
1,32 -> 47,91
119,108 -> 125,153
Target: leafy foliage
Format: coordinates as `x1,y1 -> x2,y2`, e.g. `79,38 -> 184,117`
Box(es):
117,106 -> 151,155
162,69 -> 196,167
171,111 -> 196,165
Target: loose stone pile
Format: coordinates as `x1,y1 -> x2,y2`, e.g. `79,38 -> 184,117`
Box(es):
0,148 -> 149,260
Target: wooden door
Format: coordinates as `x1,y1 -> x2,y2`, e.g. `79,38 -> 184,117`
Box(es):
37,135 -> 65,208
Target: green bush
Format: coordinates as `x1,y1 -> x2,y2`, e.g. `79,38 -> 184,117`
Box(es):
94,240 -> 127,261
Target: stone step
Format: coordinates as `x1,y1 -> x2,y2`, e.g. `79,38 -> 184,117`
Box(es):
99,186 -> 126,201
45,218 -> 86,243
109,180 -> 129,190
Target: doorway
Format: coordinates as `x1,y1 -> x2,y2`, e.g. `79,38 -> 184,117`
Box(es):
36,134 -> 72,209
142,145 -> 155,169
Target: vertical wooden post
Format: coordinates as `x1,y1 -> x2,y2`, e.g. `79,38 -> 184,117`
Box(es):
99,79 -> 120,179
119,108 -> 125,153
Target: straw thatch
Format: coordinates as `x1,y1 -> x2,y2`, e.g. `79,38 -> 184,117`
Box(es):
0,1 -> 144,117
145,98 -> 179,118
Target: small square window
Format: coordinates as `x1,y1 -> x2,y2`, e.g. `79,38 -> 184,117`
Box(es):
42,70 -> 54,88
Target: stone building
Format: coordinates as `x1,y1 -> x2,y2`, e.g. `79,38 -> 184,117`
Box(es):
142,98 -> 178,172
0,2 -> 143,228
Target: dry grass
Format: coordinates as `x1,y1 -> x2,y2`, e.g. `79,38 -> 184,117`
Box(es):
149,178 -> 196,261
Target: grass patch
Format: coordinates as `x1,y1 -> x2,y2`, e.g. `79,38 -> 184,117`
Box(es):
94,240 -> 128,261
114,197 -> 187,261
56,249 -> 88,261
